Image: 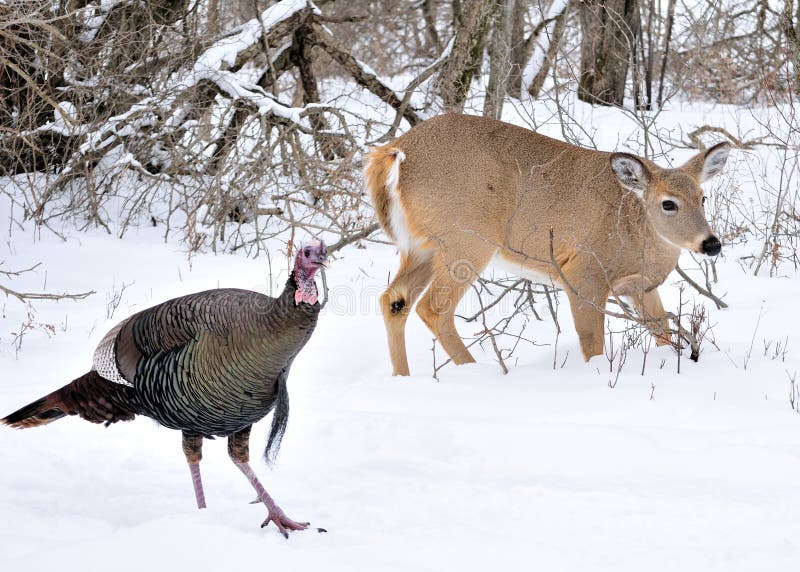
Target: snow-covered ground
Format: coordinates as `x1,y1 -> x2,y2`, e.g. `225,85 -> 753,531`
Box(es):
1,101 -> 800,570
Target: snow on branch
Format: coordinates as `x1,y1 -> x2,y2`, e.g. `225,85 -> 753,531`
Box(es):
74,1 -> 318,157
187,0 -> 319,81
521,0 -> 569,95
7,0 -> 393,254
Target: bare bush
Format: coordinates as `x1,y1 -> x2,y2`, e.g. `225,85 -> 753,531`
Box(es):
0,1 -> 411,256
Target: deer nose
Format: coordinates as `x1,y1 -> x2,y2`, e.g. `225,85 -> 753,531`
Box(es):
701,236 -> 721,256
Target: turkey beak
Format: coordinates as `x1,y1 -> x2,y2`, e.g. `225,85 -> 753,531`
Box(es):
311,246 -> 328,268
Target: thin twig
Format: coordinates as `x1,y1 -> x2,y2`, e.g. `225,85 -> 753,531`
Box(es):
472,283 -> 508,374
675,263 -> 729,309
463,278 -> 523,322
319,267 -> 330,309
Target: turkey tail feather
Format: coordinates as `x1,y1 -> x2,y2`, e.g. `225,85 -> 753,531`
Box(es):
264,370 -> 289,463
1,394 -> 66,428
1,370 -> 138,429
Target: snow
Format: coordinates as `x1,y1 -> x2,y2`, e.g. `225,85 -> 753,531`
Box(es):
2,99 -> 800,569
1,230 -> 799,569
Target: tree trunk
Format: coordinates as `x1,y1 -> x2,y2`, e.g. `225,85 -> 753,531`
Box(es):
783,0 -> 800,98
577,0 -> 639,107
631,0 -> 653,110
507,0 -> 528,98
484,0 -> 516,118
293,25 -> 338,160
644,0 -> 653,107
422,0 -> 443,53
452,0 -> 463,28
527,0 -> 571,98
631,2 -> 645,109
656,0 -> 676,107
208,0 -> 220,35
438,0 -> 495,112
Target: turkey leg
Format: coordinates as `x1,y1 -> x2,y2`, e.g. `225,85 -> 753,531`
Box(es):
235,462 -> 312,537
228,426 -> 312,537
182,432 -> 206,509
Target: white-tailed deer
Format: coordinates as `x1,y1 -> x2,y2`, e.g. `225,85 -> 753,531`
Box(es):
365,114 -> 730,375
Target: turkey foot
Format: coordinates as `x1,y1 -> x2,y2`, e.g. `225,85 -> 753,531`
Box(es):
235,461 -> 325,537
261,509 -> 310,538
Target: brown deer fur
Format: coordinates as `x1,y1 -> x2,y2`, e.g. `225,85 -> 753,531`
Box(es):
365,114 -> 730,375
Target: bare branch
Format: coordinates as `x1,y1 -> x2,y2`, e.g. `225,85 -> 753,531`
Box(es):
0,284 -> 95,303
675,263 -> 728,309
327,222 -> 381,254
309,19 -> 421,126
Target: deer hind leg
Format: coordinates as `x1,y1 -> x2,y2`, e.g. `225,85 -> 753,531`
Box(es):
630,288 -> 671,346
380,249 -> 435,376
416,251 -> 492,366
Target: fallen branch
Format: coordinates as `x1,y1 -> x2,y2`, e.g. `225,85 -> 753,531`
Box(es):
684,125 -> 767,150
317,14 -> 370,23
0,284 -> 95,303
0,262 -> 42,277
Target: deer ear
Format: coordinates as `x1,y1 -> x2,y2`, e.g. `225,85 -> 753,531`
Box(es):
683,142 -> 730,182
610,153 -> 651,198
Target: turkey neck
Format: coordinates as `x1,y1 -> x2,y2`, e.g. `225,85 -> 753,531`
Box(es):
243,273 -> 319,391
261,270 -> 321,333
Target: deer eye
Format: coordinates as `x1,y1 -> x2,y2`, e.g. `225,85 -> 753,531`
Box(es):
304,249 -> 310,257
661,200 -> 678,212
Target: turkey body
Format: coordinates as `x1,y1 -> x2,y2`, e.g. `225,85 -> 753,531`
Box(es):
108,284 -> 319,438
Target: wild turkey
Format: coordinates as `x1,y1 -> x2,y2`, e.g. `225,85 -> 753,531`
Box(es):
2,240 -> 328,537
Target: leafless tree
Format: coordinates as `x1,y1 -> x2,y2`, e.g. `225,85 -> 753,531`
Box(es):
438,0 -> 494,111
484,0 -> 516,118
783,0 -> 800,98
577,0 -> 639,106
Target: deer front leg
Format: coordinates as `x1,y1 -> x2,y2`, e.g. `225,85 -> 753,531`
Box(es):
565,288 -> 608,361
559,256 -> 609,361
631,288 -> 671,346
